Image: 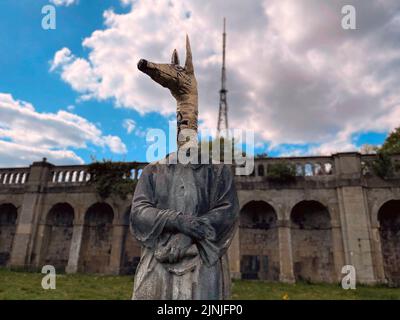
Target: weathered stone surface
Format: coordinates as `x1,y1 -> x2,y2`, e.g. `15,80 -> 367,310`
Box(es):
0,203 -> 17,266
239,201 -> 279,281
378,200 -> 400,287
41,203 -> 74,270
79,203 -> 114,273
291,201 -> 334,283
1,153 -> 400,287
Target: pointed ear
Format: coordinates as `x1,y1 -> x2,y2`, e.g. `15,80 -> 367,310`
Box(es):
184,34 -> 194,74
171,49 -> 180,65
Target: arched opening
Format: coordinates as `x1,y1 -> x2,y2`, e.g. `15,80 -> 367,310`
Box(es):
378,200 -> 400,287
0,203 -> 18,266
304,164 -> 313,176
290,200 -> 334,283
239,201 -> 279,281
80,203 -> 114,273
257,165 -> 265,177
120,207 -> 141,275
41,203 -> 74,271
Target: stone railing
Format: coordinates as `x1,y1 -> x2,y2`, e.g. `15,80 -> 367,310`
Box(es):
360,153 -> 400,177
236,156 -> 335,180
2,153 -> 400,190
49,165 -> 92,185
48,162 -> 147,185
0,167 -> 30,185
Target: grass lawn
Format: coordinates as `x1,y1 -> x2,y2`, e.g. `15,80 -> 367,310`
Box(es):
0,268 -> 399,300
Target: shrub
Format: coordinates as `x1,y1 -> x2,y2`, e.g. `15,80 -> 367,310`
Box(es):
87,161 -> 137,200
371,152 -> 394,180
267,163 -> 296,183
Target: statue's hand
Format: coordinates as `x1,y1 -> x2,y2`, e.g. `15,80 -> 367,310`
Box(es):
155,234 -> 193,264
167,234 -> 193,264
176,215 -> 214,240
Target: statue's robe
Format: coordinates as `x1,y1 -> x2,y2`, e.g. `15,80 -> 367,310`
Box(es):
130,155 -> 239,300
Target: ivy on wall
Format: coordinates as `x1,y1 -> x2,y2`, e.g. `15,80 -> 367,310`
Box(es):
371,152 -> 394,180
87,161 -> 137,200
266,162 -> 296,183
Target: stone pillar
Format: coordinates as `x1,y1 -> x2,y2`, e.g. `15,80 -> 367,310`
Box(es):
334,153 -> 377,284
331,221 -> 346,282
109,224 -> 125,275
10,159 -> 53,268
370,225 -> 386,283
31,223 -> 48,267
66,223 -> 84,274
227,227 -> 241,279
278,219 -> 295,283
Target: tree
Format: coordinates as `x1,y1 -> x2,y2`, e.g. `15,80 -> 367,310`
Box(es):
369,127 -> 400,179
380,127 -> 400,154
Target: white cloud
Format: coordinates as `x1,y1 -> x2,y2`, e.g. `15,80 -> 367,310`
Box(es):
103,135 -> 127,154
50,0 -> 78,7
123,118 -> 136,134
51,0 -> 400,156
0,93 -> 127,167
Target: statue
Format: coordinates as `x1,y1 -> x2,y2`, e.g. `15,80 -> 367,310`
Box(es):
130,35 -> 239,300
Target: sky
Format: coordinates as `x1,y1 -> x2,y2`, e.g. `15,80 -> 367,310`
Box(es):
0,0 -> 400,167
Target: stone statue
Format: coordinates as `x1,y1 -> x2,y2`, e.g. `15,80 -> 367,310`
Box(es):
130,35 -> 239,300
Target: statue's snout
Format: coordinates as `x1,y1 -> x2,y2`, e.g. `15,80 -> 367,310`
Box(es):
137,59 -> 148,71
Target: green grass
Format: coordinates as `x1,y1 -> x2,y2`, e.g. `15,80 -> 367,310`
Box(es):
0,268 -> 399,300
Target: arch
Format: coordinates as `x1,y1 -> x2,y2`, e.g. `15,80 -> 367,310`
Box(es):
71,171 -> 78,182
239,201 -> 279,281
290,200 -> 334,283
378,200 -> 400,287
120,206 -> 141,275
314,163 -> 323,176
21,172 -> 28,184
64,171 -> 71,183
304,163 -> 313,176
41,203 -> 74,270
78,171 -> 85,182
0,203 -> 18,266
79,202 -> 114,273
257,164 -> 265,177
295,164 -> 304,176
324,162 -> 333,175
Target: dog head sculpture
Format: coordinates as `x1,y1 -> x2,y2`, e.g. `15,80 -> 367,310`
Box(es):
137,35 -> 198,148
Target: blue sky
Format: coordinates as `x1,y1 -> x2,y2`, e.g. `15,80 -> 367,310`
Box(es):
0,0 -> 399,166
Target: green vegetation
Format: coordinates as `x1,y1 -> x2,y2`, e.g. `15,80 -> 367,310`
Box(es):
87,160 -> 137,200
370,152 -> 394,180
266,162 -> 296,183
380,127 -> 400,154
361,126 -> 400,180
1,268 -> 398,300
